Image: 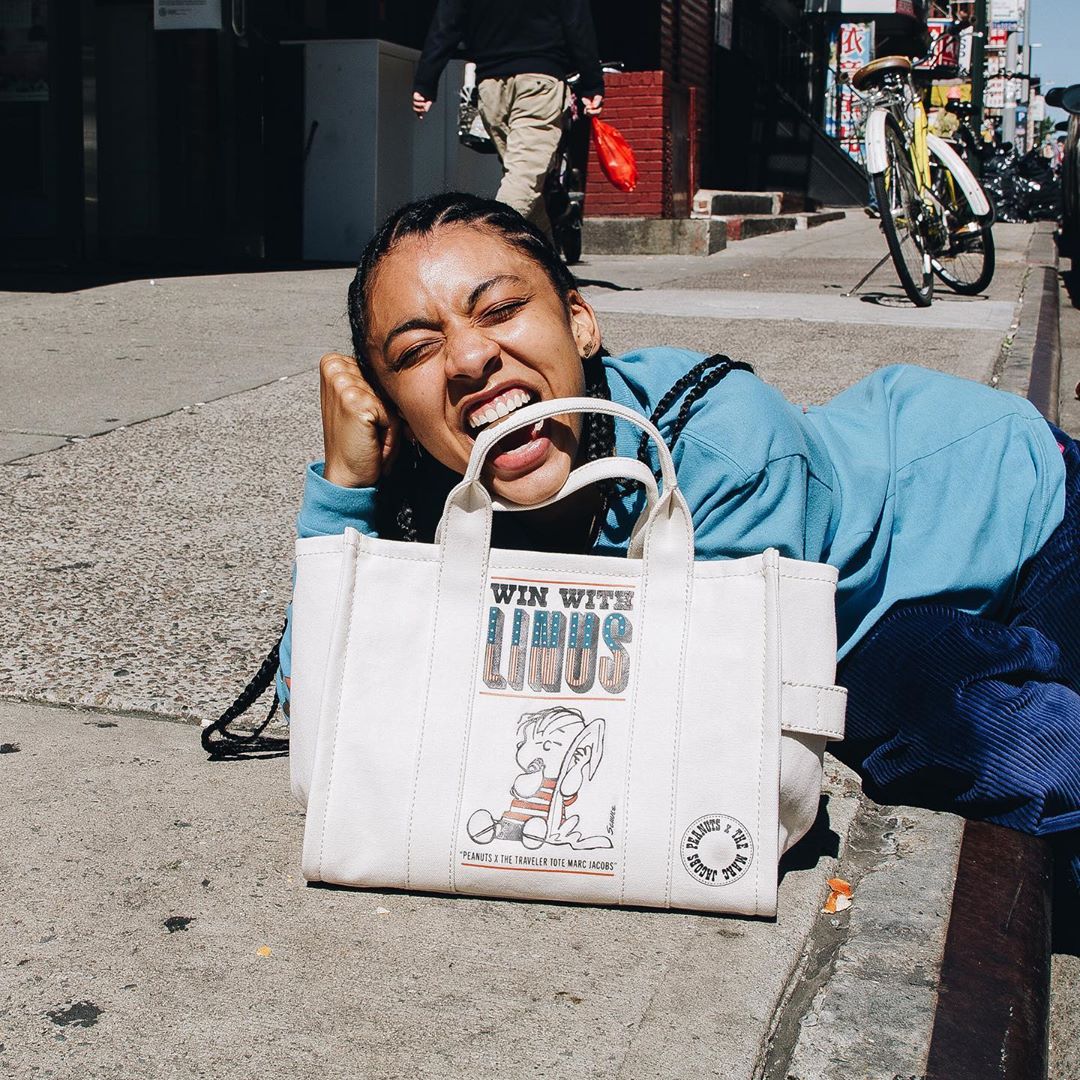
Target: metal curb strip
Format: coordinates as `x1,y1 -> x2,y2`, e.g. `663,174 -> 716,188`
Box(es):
925,222 -> 1060,1080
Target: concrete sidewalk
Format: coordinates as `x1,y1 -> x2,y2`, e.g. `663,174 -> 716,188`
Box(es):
0,215 -> 1072,1079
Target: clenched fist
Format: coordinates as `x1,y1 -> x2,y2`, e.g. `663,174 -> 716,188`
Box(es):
319,352 -> 402,488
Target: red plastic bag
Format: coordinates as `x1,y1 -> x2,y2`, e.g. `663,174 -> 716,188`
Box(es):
592,118 -> 638,192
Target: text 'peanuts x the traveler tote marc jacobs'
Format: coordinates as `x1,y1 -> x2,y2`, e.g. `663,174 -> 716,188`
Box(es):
288,399 -> 846,916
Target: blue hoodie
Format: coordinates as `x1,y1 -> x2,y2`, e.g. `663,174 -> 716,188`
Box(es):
277,349 -> 1065,704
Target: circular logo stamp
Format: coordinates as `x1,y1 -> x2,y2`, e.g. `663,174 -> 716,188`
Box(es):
680,814 -> 754,887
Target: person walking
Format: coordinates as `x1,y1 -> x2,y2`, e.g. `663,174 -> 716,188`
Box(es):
411,0 -> 604,241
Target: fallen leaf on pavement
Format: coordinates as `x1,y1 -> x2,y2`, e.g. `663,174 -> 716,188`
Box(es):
822,877 -> 854,914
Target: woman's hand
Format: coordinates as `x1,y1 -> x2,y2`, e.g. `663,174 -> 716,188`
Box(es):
319,352 -> 402,488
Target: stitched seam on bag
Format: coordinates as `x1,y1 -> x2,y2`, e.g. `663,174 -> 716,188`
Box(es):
405,550 -> 448,892
664,523 -> 695,910
619,530 -> 657,906
782,709 -> 844,738
756,561 -> 772,915
316,539 -> 358,882
781,683 -> 846,735
446,512 -> 493,893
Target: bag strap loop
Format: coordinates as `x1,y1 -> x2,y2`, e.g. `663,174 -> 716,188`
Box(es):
201,622 -> 289,758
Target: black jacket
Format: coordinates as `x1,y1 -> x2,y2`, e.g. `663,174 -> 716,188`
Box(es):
412,0 -> 604,102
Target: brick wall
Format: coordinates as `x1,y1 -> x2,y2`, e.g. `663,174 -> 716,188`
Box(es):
585,1 -> 713,219
585,71 -> 674,218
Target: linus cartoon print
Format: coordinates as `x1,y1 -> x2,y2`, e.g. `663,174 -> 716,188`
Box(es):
467,707 -> 614,851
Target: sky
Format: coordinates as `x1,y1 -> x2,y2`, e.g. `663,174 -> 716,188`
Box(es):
1027,0 -> 1080,123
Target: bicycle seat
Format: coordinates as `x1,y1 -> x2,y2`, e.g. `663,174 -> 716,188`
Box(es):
851,55 -> 913,91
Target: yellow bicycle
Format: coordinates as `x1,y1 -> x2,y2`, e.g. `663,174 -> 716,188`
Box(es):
853,56 -> 995,307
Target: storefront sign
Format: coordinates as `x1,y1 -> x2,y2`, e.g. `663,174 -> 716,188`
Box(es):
958,25 -> 973,71
927,20 -> 960,68
990,0 -> 1023,32
826,21 -> 874,162
154,0 -> 223,31
805,2 -> 917,12
0,0 -> 49,102
985,53 -> 1005,108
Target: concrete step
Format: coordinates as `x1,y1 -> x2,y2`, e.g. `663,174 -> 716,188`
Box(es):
692,189 -> 821,218
713,214 -> 798,243
797,209 -> 847,230
581,217 -> 727,256
579,209 -> 846,256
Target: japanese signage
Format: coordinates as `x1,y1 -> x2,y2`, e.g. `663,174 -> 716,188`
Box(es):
826,21 -> 873,162
154,0 -> 222,31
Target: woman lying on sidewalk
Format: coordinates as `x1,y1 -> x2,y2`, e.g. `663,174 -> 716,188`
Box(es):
269,192 -> 1079,909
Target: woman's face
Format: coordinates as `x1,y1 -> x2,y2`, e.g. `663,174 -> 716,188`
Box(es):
363,224 -> 599,505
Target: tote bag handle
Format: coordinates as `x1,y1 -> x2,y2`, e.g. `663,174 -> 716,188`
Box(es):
434,395 -> 696,594
437,397 -> 684,557
462,396 -> 678,492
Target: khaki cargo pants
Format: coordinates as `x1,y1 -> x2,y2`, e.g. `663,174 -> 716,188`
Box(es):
477,73 -> 568,240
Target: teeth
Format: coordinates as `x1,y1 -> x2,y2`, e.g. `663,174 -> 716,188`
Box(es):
468,389 -> 533,430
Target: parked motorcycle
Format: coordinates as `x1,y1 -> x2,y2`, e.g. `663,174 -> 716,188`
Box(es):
979,142 -> 1062,224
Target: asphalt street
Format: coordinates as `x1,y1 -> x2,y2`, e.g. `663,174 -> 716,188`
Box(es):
0,214 -> 1075,1079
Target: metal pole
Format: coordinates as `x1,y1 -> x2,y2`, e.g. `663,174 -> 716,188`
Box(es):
971,0 -> 987,141
1021,0 -> 1032,151
1003,30 -> 1018,144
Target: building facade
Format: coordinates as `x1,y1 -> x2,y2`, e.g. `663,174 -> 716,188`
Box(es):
0,0 -> 930,268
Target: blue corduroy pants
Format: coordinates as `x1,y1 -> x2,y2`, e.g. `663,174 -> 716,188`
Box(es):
835,425 -> 1080,906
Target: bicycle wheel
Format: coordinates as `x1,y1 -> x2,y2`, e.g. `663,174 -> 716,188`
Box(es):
872,115 -> 933,307
928,146 -> 996,295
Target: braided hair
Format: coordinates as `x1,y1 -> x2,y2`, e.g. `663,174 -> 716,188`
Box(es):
636,354 -> 755,479
205,193 -> 754,756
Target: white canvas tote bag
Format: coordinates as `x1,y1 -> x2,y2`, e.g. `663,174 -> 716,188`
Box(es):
289,399 -> 845,916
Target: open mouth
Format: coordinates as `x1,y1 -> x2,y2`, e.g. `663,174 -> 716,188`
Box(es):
466,387 -> 535,433
464,387 -> 552,476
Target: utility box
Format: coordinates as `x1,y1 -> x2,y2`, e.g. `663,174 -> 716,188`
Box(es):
299,40 -> 502,262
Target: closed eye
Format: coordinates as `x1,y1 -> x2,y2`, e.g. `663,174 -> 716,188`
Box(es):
478,299 -> 527,325
394,338 -> 442,370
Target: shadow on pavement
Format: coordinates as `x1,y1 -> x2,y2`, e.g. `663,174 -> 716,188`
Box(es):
778,794 -> 842,881
572,276 -> 643,292
0,259 -> 355,294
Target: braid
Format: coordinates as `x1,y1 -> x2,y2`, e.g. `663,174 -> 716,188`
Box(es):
374,441 -> 422,542
637,354 -> 754,478
202,621 -> 289,758
581,349 -> 616,456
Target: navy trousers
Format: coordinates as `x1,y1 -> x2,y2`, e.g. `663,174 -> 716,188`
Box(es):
835,425 -> 1080,906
